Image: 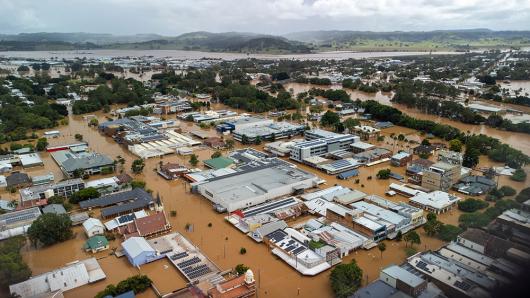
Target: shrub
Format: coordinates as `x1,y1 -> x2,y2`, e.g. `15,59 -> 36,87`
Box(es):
240,247 -> 247,255
458,198 -> 489,212
499,186 -> 516,197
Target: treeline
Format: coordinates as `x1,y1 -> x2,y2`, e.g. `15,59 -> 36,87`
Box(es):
362,100 -> 529,168
308,88 -> 351,102
152,70 -> 300,113
294,76 -> 332,85
0,77 -> 67,143
72,77 -> 153,114
392,83 -> 530,134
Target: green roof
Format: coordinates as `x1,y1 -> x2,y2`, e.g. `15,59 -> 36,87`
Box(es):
203,156 -> 234,170
84,235 -> 109,249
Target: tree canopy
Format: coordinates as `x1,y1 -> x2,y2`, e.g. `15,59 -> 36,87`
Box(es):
27,213 -> 73,246
330,260 -> 363,298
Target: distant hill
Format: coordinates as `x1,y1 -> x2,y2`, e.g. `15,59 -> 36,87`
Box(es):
0,31 -> 311,53
283,29 -> 530,51
0,32 -> 164,45
1,30 -> 529,53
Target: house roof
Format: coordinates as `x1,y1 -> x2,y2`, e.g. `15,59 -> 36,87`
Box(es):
6,172 -> 31,186
42,204 -> 67,214
203,156 -> 234,170
84,235 -> 109,249
122,237 -> 154,258
83,218 -> 104,231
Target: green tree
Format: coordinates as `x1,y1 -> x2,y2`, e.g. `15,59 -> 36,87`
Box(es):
515,187 -> 530,203
448,139 -> 463,152
235,264 -> 249,276
499,186 -> 516,196
131,159 -> 145,174
376,169 -> 391,179
74,133 -> 83,141
95,275 -> 152,298
511,169 -> 527,182
463,147 -> 480,168
211,151 -> 222,159
225,139 -> 235,150
377,242 -> 386,258
254,135 -> 262,145
330,259 -> 363,298
403,231 -> 421,248
458,198 -> 489,212
437,224 -> 463,241
0,236 -> 32,289
35,137 -> 48,151
189,154 -> 199,167
130,180 -> 146,189
27,213 -> 73,246
241,134 -> 250,145
423,219 -> 443,236
343,118 -> 360,133
320,110 -> 340,127
69,187 -> 100,204
89,118 -> 99,127
395,230 -> 402,241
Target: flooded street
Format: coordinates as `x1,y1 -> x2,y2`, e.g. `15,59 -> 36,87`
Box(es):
4,106 -> 527,298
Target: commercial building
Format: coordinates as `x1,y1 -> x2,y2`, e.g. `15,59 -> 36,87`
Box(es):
232,121 -> 305,143
18,153 -> 44,168
203,156 -> 235,170
365,195 -> 425,227
391,152 -> 413,167
19,178 -> 85,208
194,163 -> 320,212
353,125 -> 380,141
264,139 -> 304,157
421,162 -> 461,191
290,131 -> 359,163
379,265 -> 427,297
51,146 -> 114,178
79,188 -> 154,218
31,172 -> 54,186
352,148 -> 392,164
409,191 -> 461,214
158,163 -> 189,180
453,176 -> 496,196
9,258 -> 106,298
0,207 -> 41,240
406,159 -> 435,185
438,150 -> 463,165
208,269 -> 257,298
265,228 -> 332,275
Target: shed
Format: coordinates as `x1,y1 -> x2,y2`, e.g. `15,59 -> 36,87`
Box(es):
203,156 -> 234,170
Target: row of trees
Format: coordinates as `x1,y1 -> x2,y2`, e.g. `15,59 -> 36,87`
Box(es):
362,100 -> 529,169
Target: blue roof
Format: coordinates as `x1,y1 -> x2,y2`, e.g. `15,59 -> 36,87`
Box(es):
337,169 -> 359,179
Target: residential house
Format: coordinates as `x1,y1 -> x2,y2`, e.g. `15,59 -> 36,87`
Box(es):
83,218 -> 105,237
84,235 -> 110,253
122,237 -> 160,266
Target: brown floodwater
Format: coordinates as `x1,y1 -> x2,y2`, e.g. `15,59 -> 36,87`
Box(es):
285,82 -> 530,155
2,102 -> 529,298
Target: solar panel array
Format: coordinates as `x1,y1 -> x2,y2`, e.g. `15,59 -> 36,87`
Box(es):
266,230 -> 287,243
170,252 -> 188,260
185,264 -> 211,280
454,280 -> 472,291
416,260 -> 431,273
177,256 -> 200,268
117,214 -> 135,224
329,159 -> 354,170
243,198 -> 296,217
3,213 -> 38,225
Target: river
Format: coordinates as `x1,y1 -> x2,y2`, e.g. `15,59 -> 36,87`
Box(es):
0,49 -> 460,61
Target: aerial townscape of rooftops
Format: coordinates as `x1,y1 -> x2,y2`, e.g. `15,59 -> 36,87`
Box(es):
1,1 -> 530,298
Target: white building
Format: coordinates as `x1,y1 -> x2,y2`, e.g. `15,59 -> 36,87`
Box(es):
409,191 -> 461,214
82,218 -> 105,237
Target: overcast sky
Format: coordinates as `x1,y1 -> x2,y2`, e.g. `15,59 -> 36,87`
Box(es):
1,0 -> 529,35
